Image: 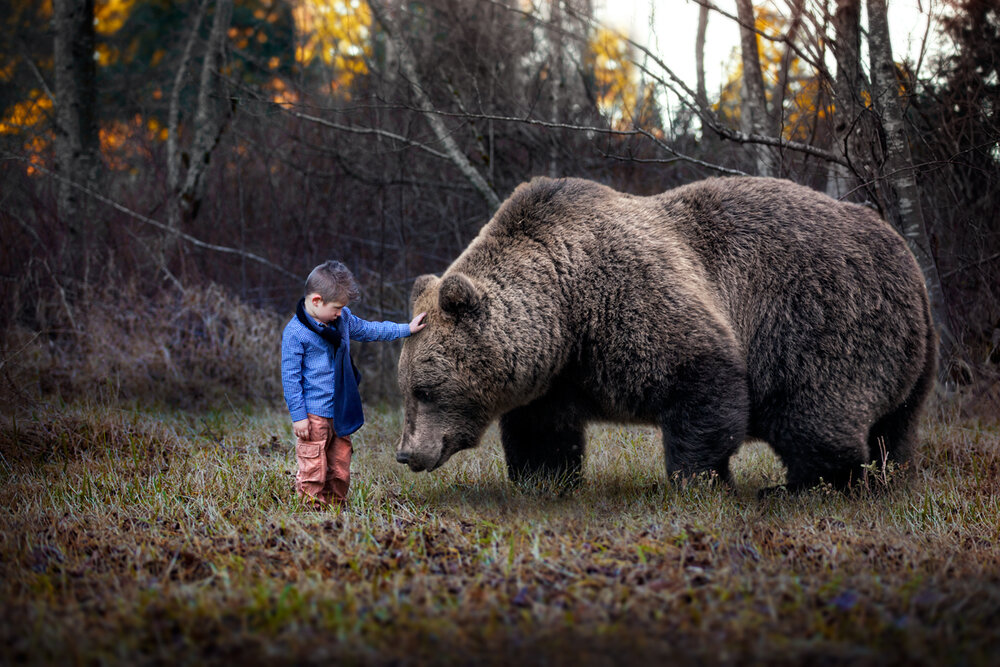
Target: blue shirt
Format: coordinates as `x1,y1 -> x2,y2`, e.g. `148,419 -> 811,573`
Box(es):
281,306 -> 411,422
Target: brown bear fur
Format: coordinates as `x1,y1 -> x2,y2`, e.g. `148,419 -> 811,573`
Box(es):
396,176 -> 936,490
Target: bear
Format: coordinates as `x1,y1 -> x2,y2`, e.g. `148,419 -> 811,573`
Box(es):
395,176 -> 936,491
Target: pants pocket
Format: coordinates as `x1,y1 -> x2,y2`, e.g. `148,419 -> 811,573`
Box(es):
296,442 -> 325,483
307,417 -> 330,442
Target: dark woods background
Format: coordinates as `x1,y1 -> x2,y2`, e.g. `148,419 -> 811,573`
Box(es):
1,0 -> 998,410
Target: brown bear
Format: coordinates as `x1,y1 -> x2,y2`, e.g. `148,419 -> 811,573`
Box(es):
395,176 -> 936,491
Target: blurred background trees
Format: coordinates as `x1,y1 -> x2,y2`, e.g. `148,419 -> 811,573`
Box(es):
1,0 -> 997,404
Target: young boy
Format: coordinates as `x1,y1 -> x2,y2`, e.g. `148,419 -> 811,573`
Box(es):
281,260 -> 426,508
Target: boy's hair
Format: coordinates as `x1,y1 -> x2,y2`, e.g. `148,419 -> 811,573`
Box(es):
305,260 -> 361,303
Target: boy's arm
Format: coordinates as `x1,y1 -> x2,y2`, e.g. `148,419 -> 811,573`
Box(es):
281,330 -> 309,423
344,307 -> 418,342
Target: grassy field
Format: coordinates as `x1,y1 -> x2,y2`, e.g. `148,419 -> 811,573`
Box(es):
1,398 -> 998,666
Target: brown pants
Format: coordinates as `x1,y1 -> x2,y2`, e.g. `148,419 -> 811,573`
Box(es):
296,414 -> 353,506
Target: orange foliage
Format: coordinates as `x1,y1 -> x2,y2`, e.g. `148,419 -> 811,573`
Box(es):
0,90 -> 54,176
95,0 -> 137,35
715,6 -> 827,141
0,90 -> 52,135
99,114 -> 168,172
293,0 -> 372,96
267,77 -> 300,106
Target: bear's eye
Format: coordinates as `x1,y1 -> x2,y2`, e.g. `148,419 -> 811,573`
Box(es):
413,387 -> 435,403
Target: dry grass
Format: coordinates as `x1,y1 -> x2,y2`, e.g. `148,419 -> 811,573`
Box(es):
1,283 -> 285,409
1,395 -> 998,666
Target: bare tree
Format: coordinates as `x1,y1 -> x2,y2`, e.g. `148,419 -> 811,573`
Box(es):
826,0 -> 875,199
866,0 -> 954,358
695,3 -> 710,110
548,0 -> 564,178
165,0 -> 234,265
735,0 -> 774,176
53,0 -> 99,275
368,0 -> 501,212
772,0 -> 805,132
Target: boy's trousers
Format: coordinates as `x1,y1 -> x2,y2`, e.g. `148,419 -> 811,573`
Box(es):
296,414 -> 353,506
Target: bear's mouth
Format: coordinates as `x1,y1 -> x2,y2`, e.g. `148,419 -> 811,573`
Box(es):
405,433 -> 470,473
401,444 -> 445,473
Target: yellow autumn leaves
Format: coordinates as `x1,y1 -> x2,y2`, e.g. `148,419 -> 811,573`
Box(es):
293,0 -> 372,92
715,6 -> 828,141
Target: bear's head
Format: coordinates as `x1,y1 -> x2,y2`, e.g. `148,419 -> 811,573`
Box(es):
396,271 -> 512,472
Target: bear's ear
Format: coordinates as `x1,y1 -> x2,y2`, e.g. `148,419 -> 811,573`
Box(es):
438,273 -> 482,318
410,274 -> 439,311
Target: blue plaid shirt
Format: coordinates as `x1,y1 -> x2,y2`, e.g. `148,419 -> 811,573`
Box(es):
281,306 -> 411,422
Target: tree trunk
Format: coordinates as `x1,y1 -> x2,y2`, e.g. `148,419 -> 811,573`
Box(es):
167,0 -> 209,235
866,0 -> 954,367
165,0 -> 233,271
53,0 -> 99,277
695,3 -> 709,110
548,0 -> 563,178
826,0 -> 874,200
735,0 -> 774,176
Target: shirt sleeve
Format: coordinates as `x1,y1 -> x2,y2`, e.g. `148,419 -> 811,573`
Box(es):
281,326 -> 308,422
344,307 -> 411,342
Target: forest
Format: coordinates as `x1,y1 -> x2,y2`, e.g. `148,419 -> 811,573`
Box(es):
1,0 -> 999,664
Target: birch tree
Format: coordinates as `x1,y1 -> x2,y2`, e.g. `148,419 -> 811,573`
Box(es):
165,0 -> 234,265
368,0 -> 501,212
866,0 -> 954,357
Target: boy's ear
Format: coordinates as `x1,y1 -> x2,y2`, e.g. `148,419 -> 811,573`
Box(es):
410,274 -> 439,312
438,273 -> 482,318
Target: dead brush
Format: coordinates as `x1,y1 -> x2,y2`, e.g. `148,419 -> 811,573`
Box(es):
1,282 -> 284,409
0,404 -> 183,468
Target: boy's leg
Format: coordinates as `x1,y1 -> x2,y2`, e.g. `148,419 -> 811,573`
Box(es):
295,414 -> 332,505
325,432 -> 353,505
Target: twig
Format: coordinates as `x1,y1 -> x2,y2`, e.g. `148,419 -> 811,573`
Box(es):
288,111 -> 451,161
0,331 -> 43,373
2,152 -> 299,281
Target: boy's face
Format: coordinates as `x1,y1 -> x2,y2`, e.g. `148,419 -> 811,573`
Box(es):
306,293 -> 347,324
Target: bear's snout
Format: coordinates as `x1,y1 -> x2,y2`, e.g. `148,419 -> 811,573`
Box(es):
395,433 -> 436,472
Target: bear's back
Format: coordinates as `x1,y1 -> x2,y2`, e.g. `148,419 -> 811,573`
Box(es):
651,177 -> 925,329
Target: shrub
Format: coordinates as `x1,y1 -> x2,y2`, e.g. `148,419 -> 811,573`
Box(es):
1,283 -> 284,409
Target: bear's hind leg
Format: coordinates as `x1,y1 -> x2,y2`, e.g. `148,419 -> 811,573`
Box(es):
769,424 -> 869,492
661,409 -> 744,484
867,403 -> 919,472
500,400 -> 585,488
661,364 -> 748,483
867,340 -> 935,470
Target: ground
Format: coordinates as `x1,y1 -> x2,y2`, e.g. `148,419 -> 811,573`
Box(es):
0,400 -> 998,665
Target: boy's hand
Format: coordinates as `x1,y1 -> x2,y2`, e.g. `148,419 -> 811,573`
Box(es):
292,419 -> 310,439
409,312 -> 428,334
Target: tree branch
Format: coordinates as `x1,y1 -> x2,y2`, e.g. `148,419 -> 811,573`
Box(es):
368,0 -> 502,211
288,111 -> 452,161
4,153 -> 298,282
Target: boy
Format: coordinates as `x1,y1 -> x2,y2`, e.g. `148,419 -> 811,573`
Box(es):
281,260 -> 426,508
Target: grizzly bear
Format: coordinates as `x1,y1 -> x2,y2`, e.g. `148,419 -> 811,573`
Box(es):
395,176 -> 936,491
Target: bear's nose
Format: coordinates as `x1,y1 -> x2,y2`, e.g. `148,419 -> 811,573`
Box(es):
396,451 -> 410,464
